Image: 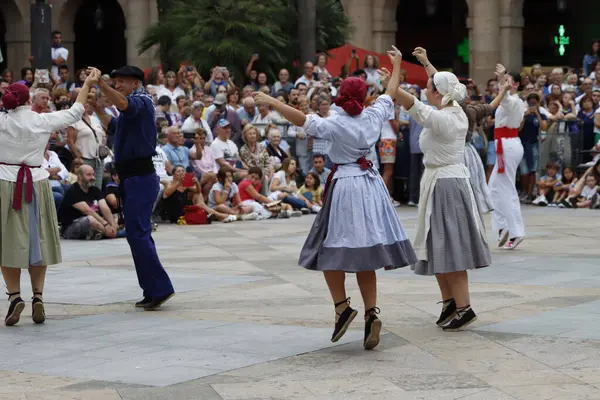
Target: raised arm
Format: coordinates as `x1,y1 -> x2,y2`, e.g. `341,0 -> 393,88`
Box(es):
382,46 -> 403,101
489,79 -> 512,109
252,92 -> 306,127
412,47 -> 438,77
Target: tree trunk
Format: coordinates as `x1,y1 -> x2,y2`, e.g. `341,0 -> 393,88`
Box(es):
297,0 -> 317,69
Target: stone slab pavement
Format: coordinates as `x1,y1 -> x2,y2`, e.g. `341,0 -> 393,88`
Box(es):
1,206 -> 600,399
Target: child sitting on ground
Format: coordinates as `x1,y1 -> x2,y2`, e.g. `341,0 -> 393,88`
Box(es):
533,162 -> 561,206
550,166 -> 577,206
297,172 -> 323,213
561,174 -> 598,209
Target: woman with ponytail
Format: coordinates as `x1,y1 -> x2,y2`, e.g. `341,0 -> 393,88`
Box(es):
252,46 -> 417,351
382,47 -> 492,332
0,69 -> 99,326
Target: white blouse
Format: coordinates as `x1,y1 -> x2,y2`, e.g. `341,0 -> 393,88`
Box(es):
495,93 -> 526,129
0,103 -> 84,182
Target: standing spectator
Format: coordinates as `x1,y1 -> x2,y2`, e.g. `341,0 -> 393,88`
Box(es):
575,78 -> 594,106
146,67 -> 165,93
227,86 -> 241,112
295,62 -> 315,87
56,65 -> 76,92
50,30 -> 68,80
379,105 -> 400,205
66,101 -> 105,189
1,69 -> 13,84
583,40 -> 600,77
181,101 -> 213,142
58,165 -> 117,240
314,54 -> 331,78
157,71 -> 185,105
271,69 -> 294,95
204,67 -> 232,97
162,127 -> 190,172
404,110 -> 425,207
578,95 -> 597,155
589,63 -> 600,86
31,88 -> 50,113
237,97 -> 258,126
363,54 -> 382,95
208,94 -> 243,145
519,93 -> 548,203
287,96 -> 312,174
154,95 -> 174,126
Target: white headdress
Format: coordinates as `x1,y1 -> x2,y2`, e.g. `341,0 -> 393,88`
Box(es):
433,71 -> 467,106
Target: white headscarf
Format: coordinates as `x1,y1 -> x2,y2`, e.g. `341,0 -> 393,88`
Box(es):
433,71 -> 467,106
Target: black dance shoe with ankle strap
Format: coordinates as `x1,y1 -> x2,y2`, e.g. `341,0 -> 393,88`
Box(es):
331,297 -> 357,343
31,292 -> 45,324
5,292 -> 25,326
442,306 -> 477,332
363,307 -> 382,350
436,298 -> 457,326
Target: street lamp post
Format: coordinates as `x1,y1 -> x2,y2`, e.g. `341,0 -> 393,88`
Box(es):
30,0 -> 52,71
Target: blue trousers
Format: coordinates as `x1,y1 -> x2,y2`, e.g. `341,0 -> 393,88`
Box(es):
122,174 -> 174,298
284,195 -> 306,210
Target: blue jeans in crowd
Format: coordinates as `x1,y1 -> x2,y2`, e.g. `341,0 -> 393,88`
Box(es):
283,195 -> 306,210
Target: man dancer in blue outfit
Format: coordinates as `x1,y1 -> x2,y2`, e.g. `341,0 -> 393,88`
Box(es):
90,66 -> 175,310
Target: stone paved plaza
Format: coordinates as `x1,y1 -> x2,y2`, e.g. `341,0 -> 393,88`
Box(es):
1,206 -> 600,400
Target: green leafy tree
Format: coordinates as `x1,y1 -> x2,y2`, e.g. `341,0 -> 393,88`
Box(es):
139,0 -> 351,82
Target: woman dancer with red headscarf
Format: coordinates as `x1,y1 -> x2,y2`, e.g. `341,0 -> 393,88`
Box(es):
254,47 -> 417,350
0,70 -> 99,326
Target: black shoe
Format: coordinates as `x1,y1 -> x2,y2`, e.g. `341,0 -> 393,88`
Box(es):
525,195 -> 534,205
143,292 -> 175,311
5,292 -> 25,326
364,307 -> 382,350
135,296 -> 153,308
207,214 -> 217,224
442,306 -> 477,331
561,199 -> 573,209
436,298 -> 456,326
31,292 -> 45,324
331,297 -> 358,343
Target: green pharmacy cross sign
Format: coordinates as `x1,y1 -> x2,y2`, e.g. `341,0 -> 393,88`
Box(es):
457,37 -> 469,63
554,25 -> 570,56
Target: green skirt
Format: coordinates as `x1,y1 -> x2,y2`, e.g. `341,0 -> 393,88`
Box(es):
0,179 -> 62,268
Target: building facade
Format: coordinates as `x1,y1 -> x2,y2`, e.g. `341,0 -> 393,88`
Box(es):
1,0 -> 597,88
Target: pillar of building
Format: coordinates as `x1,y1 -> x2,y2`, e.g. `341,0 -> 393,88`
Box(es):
341,0 -> 373,50
499,0 -> 524,73
125,0 -> 151,69
4,0 -> 30,75
371,0 -> 398,54
468,0 -> 500,89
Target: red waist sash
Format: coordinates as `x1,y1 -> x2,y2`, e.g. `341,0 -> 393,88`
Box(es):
0,162 -> 40,211
323,156 -> 373,199
493,127 -> 519,174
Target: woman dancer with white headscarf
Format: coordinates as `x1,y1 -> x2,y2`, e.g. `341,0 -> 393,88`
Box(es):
411,48 -> 512,214
382,47 -> 491,331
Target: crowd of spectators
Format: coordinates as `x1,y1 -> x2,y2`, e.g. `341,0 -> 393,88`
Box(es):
1,32 -> 599,241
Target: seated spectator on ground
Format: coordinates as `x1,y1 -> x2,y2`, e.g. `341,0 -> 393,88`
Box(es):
551,166 -> 578,206
561,174 -> 598,209
58,165 -> 118,240
103,163 -> 122,225
268,158 -> 305,214
189,128 -> 218,198
237,167 -> 279,220
207,168 -> 258,221
532,162 -> 561,206
210,119 -> 248,181
162,126 -> 190,173
161,165 -> 224,223
309,153 -> 331,188
265,125 -> 290,171
181,101 -> 213,143
43,141 -> 69,211
297,172 -> 323,213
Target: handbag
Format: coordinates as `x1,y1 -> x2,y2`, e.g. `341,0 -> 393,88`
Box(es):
183,205 -> 209,225
82,117 -> 110,160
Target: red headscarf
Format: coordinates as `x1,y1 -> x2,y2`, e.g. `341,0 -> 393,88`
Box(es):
334,77 -> 367,116
2,83 -> 30,110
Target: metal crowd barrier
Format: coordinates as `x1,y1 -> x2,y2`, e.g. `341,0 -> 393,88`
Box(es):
538,120 -> 584,175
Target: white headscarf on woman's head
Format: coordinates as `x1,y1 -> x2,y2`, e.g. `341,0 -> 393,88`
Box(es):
433,71 -> 467,106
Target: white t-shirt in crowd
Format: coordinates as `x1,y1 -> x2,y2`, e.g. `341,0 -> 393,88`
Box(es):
153,146 -> 170,179
210,138 -> 239,166
207,181 -> 239,208
181,116 -> 214,143
51,47 -> 69,79
581,185 -> 598,200
380,120 -> 397,140
156,86 -> 186,105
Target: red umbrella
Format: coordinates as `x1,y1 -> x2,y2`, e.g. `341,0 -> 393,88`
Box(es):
326,44 -> 429,88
